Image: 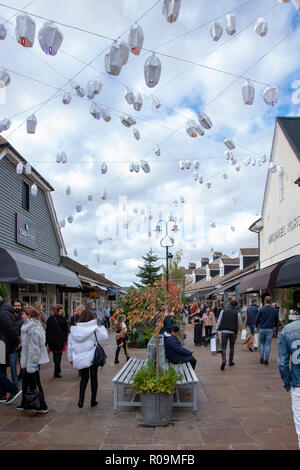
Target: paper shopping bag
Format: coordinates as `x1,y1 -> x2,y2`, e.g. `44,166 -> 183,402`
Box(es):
241,329 -> 247,341
210,337 -> 217,355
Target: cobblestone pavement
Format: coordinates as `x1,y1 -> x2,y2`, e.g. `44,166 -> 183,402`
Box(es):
0,321 -> 298,450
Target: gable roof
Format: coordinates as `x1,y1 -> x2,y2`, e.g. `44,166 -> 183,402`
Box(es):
240,248 -> 259,256
276,117 -> 300,162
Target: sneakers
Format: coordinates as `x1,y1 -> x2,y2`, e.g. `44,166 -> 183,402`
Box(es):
16,405 -> 25,411
34,408 -> 48,414
248,348 -> 253,352
5,390 -> 22,404
0,395 -> 8,403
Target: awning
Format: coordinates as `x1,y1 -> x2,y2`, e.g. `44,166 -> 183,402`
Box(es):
214,280 -> 240,295
106,286 -> 123,295
80,278 -> 108,292
0,247 -> 81,289
239,261 -> 284,294
276,255 -> 300,287
187,288 -> 215,300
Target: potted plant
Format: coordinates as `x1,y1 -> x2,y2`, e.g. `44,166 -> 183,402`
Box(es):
131,360 -> 182,426
128,328 -> 139,348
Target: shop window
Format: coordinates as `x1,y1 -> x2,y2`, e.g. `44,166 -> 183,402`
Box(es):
22,181 -> 30,211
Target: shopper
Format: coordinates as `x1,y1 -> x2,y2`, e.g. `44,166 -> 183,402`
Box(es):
202,306 -> 216,340
46,305 -> 68,378
67,309 -> 108,408
0,370 -> 21,403
33,301 -> 47,331
278,314 -> 300,449
17,306 -> 49,412
216,300 -> 241,371
272,303 -> 281,338
159,307 -> 175,334
114,314 -> 130,364
164,325 -> 197,370
244,299 -> 259,352
256,296 -> 279,365
86,300 -> 98,320
192,309 -> 202,346
71,304 -> 85,326
0,296 -> 19,399
8,300 -> 24,388
102,304 -> 111,330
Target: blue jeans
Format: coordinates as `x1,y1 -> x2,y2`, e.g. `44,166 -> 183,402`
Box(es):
259,329 -> 273,361
0,371 -> 18,397
9,352 -> 18,387
248,324 -> 256,335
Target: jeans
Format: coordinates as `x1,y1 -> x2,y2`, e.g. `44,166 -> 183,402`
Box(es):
9,352 -> 18,387
205,326 -> 213,338
221,332 -> 237,364
247,324 -> 256,335
115,338 -> 129,362
258,328 -> 273,361
104,317 -> 110,329
79,364 -> 98,404
0,370 -> 18,397
53,352 -> 62,377
291,387 -> 300,449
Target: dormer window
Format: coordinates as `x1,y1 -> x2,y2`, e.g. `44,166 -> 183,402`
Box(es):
219,262 -> 224,276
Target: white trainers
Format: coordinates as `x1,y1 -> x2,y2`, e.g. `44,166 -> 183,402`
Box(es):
5,390 -> 22,404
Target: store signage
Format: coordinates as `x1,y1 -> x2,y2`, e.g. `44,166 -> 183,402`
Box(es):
16,212 -> 36,250
268,215 -> 300,244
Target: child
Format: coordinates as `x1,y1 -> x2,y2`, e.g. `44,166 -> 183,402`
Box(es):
114,315 -> 130,364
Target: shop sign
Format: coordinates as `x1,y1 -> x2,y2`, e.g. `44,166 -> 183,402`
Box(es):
16,212 -> 36,250
268,215 -> 300,244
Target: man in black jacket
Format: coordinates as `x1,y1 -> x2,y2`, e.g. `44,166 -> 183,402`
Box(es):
216,300 -> 241,371
0,297 -> 19,399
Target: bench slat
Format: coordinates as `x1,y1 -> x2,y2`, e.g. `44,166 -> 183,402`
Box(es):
124,359 -> 146,384
112,358 -> 137,383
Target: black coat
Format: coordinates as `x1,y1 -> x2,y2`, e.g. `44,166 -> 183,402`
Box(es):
0,300 -> 19,361
46,314 -> 68,352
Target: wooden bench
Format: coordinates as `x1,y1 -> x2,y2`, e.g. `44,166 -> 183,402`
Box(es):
112,335 -> 199,413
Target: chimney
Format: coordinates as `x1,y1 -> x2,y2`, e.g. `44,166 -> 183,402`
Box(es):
213,251 -> 222,261
188,262 -> 196,270
200,257 -> 209,267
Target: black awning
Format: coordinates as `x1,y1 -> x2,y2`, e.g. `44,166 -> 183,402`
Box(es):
276,256 -> 300,287
213,280 -> 240,295
239,261 -> 284,294
0,247 -> 82,289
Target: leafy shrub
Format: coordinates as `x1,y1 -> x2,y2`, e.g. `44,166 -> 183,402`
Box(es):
131,360 -> 182,395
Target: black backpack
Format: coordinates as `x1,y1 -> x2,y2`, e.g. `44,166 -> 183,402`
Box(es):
93,332 -> 107,368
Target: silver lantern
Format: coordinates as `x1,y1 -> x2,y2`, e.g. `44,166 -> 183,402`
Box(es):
179,160 -> 185,170
15,14 -> 36,48
198,112 -> 212,129
254,17 -> 268,37
88,193 -> 93,201
230,226 -> 235,232
62,92 -> 72,105
31,184 -> 38,197
225,150 -> 232,161
86,80 -> 102,100
210,222 -> 216,228
194,160 -> 199,169
38,22 -> 63,56
140,160 -> 151,173
199,176 -> 203,184
196,124 -> 205,136
76,204 -> 82,213
268,162 -> 277,173
61,151 -> 67,164
129,162 -> 134,172
162,0 -> 181,23
125,87 -> 134,105
66,185 -> 71,196
186,120 -> 198,138
235,165 -> 241,172
144,53 -> 161,88
226,13 -> 236,35
292,0 -> 300,10
154,145 -> 160,156
185,160 -> 191,170
26,114 -> 37,134
1,119 -> 11,131
260,153 -> 267,163
101,162 -> 108,174
133,127 -> 140,140
128,24 -> 144,56
68,215 -> 73,224
0,70 -> 10,87
224,138 -> 235,150
209,21 -> 223,41
193,172 -> 199,181
133,93 -> 143,111
119,42 -> 129,66
251,158 -> 256,167
25,163 -> 32,175
74,249 -> 78,257
90,102 -> 101,119
101,190 -> 107,200
98,239 -> 102,245
151,95 -> 161,109
206,181 -> 212,189
242,79 -> 255,105
16,162 -> 23,174
61,219 -> 66,228
0,24 -> 7,40
222,172 -> 228,179
257,158 -> 262,167
75,85 -> 85,98
263,85 -> 278,106
120,114 -> 136,127
105,42 -> 122,76
133,162 -> 140,173
56,152 -> 62,163
100,106 -> 111,122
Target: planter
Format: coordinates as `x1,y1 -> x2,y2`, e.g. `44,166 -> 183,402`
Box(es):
140,392 -> 173,426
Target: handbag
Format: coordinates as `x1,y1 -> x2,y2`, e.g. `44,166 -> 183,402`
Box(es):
24,374 -> 41,410
93,332 -> 107,367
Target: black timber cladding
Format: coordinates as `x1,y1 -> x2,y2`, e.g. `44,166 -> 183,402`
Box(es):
276,117 -> 300,162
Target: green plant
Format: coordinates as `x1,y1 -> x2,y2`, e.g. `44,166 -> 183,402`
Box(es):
142,326 -> 155,342
128,328 -> 139,344
0,283 -> 7,300
131,360 -> 182,395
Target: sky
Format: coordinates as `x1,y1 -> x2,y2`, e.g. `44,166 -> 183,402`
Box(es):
1,0 -> 300,287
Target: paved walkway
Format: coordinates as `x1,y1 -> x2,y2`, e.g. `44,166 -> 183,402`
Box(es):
0,321 -> 298,450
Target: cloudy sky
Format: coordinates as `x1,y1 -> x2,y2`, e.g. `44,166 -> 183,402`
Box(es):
1,0 -> 300,286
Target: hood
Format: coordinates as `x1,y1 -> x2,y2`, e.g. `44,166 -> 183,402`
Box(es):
70,319 -> 98,342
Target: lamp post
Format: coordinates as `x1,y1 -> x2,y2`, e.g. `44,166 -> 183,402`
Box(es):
154,217 -> 179,292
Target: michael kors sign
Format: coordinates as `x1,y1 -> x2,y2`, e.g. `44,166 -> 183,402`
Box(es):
268,215 -> 300,244
16,212 -> 36,250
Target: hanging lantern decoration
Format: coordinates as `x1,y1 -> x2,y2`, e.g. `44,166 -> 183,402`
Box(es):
277,165 -> 284,176
0,24 -> 7,40
0,70 -> 10,87
235,165 -> 241,172
140,160 -> 151,173
195,123 -> 205,136
125,87 -> 134,105
179,160 -> 185,170
26,114 -> 37,134
230,226 -> 235,232
243,157 -> 251,167
129,162 -> 134,172
128,24 -> 144,56
180,196 -> 185,203
154,145 -> 160,156
194,160 -> 199,170
68,215 -> 73,224
74,84 -> 85,98
242,79 -> 255,105
120,114 -> 136,127
62,92 -> 72,105
133,127 -> 140,140
98,106 -> 110,122
112,260 -> 117,266
88,193 -> 93,201
66,185 -> 71,196
133,162 -> 140,173
198,112 -> 212,129
86,80 -> 102,100
90,102 -> 101,119
15,14 -> 36,47
74,249 -> 78,257
61,151 -> 67,164
101,190 -> 107,200
185,160 -> 191,169
260,153 -> 267,163
98,239 -> 102,245
105,41 -> 122,76
263,85 -> 278,106
206,181 -> 212,189
133,207 -> 139,214
225,150 -> 232,161
254,17 -> 268,37
232,197 -> 238,204
185,120 -> 198,138
292,0 -> 300,10
1,119 -> 11,131
56,152 -> 62,163
144,53 -> 161,88
61,219 -> 66,228
162,0 -> 181,23
193,172 -> 199,181
209,21 -> 223,41
225,13 -> 236,35
119,42 -> 129,66
25,163 -> 32,175
251,158 -> 256,166
97,254 -> 100,263
229,156 -> 237,165
133,93 -> 143,111
101,162 -> 108,174
268,162 -> 277,173
16,162 -> 23,174
257,158 -> 262,167
198,176 -> 203,184
224,138 -> 235,150
222,172 -> 228,179
151,95 -> 161,109
210,222 -> 216,228
30,184 -> 37,197
38,22 -> 63,56
76,204 -> 82,213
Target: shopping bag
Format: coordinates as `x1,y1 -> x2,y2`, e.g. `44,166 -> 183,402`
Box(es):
254,333 -> 258,349
210,337 -> 217,355
241,329 -> 247,341
216,334 -> 222,353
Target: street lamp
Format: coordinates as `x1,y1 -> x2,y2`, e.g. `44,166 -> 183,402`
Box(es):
154,217 -> 179,292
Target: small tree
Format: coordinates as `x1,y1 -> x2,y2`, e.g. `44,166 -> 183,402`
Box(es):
133,248 -> 161,288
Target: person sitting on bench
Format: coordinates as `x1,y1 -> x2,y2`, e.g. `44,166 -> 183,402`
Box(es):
164,325 -> 197,370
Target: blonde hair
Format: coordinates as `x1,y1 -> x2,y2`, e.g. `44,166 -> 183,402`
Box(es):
75,304 -> 85,316
116,314 -> 126,329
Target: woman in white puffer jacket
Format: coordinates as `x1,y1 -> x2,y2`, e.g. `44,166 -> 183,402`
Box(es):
67,309 -> 108,408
